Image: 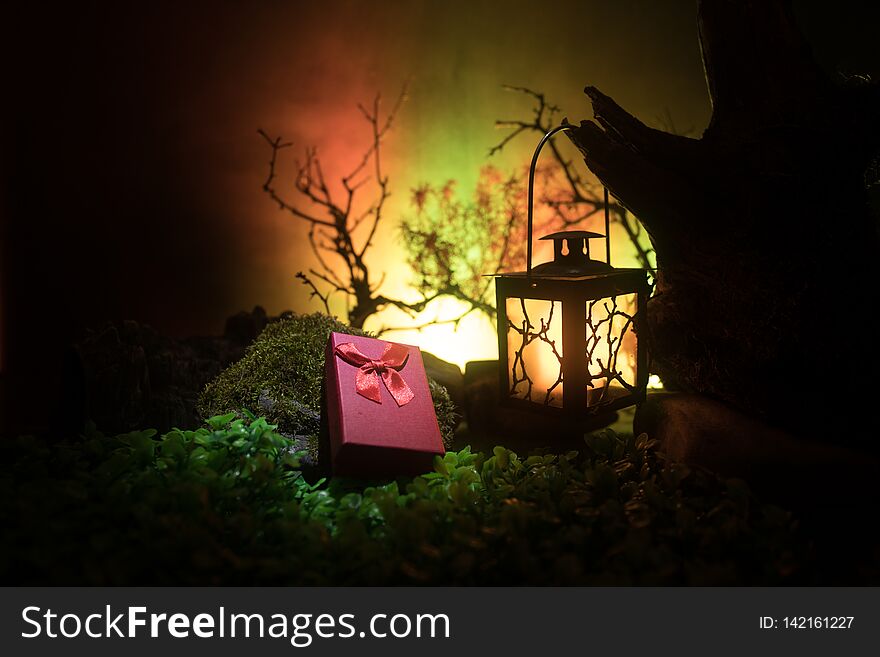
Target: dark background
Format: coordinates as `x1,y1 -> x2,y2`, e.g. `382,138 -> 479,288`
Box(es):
2,0 -> 879,433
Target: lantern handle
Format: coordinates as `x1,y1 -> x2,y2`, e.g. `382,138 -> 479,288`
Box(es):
526,124 -> 612,281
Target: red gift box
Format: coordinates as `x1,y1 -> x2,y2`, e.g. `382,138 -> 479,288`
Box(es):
323,332 -> 445,477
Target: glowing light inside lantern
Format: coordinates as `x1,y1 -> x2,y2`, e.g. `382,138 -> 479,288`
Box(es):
504,293 -> 639,409
506,297 -> 565,407
506,294 -> 638,407
585,293 -> 638,405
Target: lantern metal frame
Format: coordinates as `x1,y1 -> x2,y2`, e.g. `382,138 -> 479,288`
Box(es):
493,125 -> 650,418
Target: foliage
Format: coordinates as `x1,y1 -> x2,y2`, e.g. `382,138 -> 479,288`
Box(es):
263,85 -> 655,333
198,312 -> 457,452
398,87 -> 657,328
0,415 -> 809,585
401,166 -> 525,322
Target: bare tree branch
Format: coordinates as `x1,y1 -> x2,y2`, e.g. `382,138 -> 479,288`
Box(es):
257,130 -> 336,228
296,271 -> 332,315
265,84 -> 655,337
488,85 -> 656,270
259,86 -> 447,330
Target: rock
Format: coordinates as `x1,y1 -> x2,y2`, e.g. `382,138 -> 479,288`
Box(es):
634,392 -> 880,513
257,389 -> 321,436
257,389 -> 276,415
224,305 -> 268,345
459,359 -> 615,453
462,360 -> 498,435
66,308 -> 285,435
421,351 -> 464,411
286,440 -> 318,468
72,323 -> 153,432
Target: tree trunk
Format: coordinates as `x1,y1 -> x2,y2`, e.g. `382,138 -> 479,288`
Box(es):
568,0 -> 880,446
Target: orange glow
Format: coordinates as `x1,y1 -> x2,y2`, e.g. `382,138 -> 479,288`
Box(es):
501,293 -> 638,408
585,293 -> 638,404
506,298 -> 564,407
374,296 -> 499,372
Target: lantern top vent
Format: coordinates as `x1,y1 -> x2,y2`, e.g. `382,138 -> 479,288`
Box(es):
539,230 -> 604,241
532,230 -> 614,277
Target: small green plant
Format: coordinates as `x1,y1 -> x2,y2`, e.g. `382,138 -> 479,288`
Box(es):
0,415 -> 808,585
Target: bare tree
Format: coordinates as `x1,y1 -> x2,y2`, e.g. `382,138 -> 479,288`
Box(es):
261,85 -> 655,334
259,88 -> 445,329
396,86 -> 656,334
397,166 -> 526,332
490,86 -> 655,269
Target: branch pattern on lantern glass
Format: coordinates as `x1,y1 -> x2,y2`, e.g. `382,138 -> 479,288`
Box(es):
505,298 -> 564,407
585,294 -> 638,406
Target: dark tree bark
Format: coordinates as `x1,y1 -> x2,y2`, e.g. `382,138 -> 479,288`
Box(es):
568,0 -> 880,445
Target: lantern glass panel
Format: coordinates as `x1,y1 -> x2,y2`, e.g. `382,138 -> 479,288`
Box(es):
585,292 -> 638,407
505,297 -> 564,407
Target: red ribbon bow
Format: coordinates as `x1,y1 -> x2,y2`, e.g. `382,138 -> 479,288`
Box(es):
334,342 -> 415,407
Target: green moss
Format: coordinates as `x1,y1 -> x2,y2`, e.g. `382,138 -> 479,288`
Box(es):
198,313 -> 456,453
428,378 -> 457,447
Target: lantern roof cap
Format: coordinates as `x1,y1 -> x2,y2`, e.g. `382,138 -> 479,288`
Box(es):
539,230 -> 605,241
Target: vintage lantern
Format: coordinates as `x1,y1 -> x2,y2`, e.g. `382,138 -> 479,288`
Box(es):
493,125 -> 649,420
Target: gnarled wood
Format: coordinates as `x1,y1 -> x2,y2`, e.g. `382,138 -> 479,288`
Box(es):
568,0 -> 880,445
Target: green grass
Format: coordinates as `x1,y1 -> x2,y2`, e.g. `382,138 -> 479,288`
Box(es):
0,414 -> 806,585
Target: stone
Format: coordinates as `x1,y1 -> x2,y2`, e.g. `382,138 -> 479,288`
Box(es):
634,392 -> 880,513
66,308 -> 283,435
458,359 -> 615,453
421,351 -> 464,412
224,305 -> 268,345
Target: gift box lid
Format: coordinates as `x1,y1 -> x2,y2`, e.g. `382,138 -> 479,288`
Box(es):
324,332 -> 445,476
